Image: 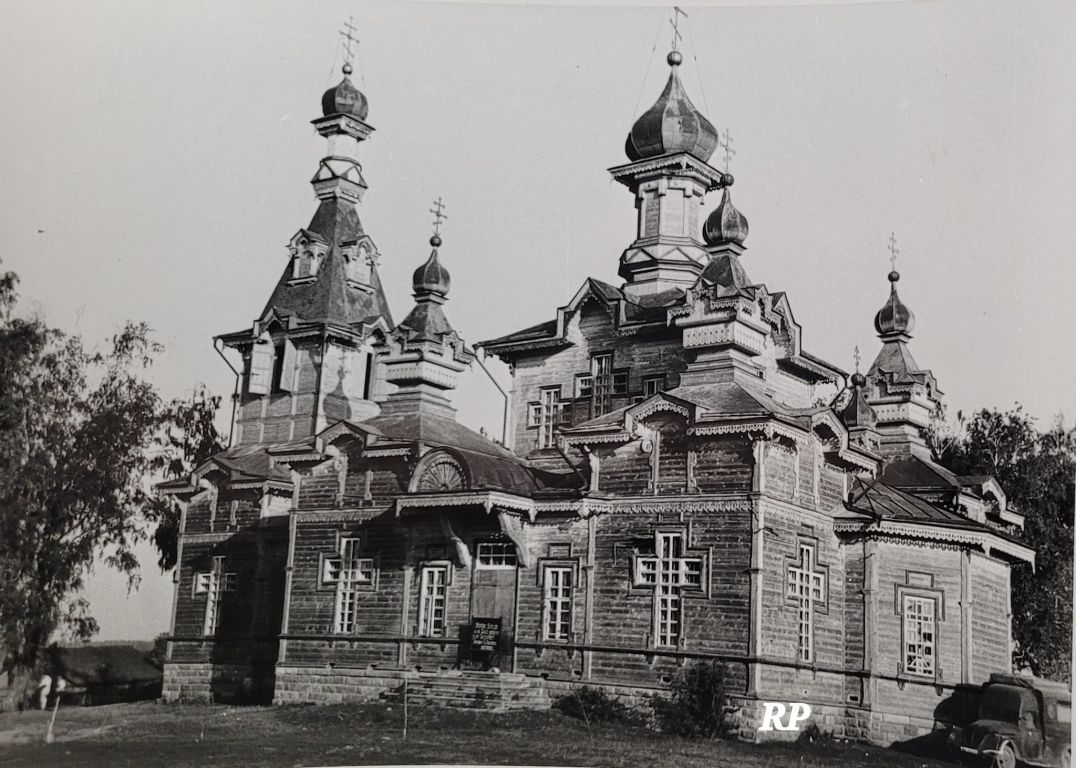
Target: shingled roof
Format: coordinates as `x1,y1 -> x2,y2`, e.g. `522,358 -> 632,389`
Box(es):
259,199 -> 393,330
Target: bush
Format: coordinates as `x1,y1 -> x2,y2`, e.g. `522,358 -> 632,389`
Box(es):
553,686 -> 646,727
797,722 -> 836,744
651,661 -> 736,738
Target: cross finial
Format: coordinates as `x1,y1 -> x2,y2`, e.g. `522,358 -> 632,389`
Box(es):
339,17 -> 359,74
887,232 -> 900,272
720,128 -> 736,173
670,6 -> 688,52
429,197 -> 448,238
853,345 -> 861,374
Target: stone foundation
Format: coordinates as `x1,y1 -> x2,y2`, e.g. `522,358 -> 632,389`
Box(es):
162,662 -> 253,704
266,664 -> 939,749
274,664 -> 414,705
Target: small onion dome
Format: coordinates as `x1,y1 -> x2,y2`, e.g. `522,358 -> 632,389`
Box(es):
412,236 -> 450,298
873,270 -> 916,337
625,52 -> 719,163
703,187 -> 749,247
322,72 -> 369,121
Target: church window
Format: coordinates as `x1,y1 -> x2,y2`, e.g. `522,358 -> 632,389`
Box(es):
418,565 -> 449,637
346,245 -> 372,285
272,339 -> 297,392
247,340 -> 275,395
196,556 -> 236,636
326,538 -> 373,634
476,540 -> 517,569
294,249 -> 319,279
577,354 -> 628,417
528,387 -> 567,449
901,594 -> 937,677
787,542 -> 826,662
633,532 -> 704,649
542,566 -> 573,641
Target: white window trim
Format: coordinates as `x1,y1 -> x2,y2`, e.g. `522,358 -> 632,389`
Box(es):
901,593 -> 937,678
418,563 -> 450,638
542,565 -> 574,642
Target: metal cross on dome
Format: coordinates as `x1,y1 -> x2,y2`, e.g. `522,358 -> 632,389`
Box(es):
888,232 -> 900,271
339,17 -> 359,70
670,6 -> 688,52
720,128 -> 735,173
430,197 -> 448,237
853,345 -> 861,374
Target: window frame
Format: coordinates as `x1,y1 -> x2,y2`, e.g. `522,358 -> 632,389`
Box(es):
417,562 -> 451,638
900,593 -> 937,679
475,540 -> 518,570
541,565 -> 575,642
331,538 -> 376,635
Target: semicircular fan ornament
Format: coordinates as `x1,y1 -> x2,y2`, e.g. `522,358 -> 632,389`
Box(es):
416,455 -> 466,492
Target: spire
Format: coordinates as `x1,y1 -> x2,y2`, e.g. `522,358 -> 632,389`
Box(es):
220,31 -> 396,445
610,15 -> 730,297
379,201 -> 475,419
412,198 -> 451,300
873,234 -> 915,339
841,346 -> 879,451
864,236 -> 942,457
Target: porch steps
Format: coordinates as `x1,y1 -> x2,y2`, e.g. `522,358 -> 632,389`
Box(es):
380,670 -> 550,712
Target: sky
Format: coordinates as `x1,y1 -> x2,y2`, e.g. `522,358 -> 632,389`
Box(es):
0,0 -> 1073,641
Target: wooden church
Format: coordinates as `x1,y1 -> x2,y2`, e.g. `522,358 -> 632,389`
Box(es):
158,39 -> 1034,745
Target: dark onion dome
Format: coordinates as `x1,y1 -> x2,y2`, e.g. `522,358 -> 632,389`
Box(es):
874,270 -> 916,337
413,236 -> 450,298
322,69 -> 369,121
703,187 -> 749,246
625,51 -> 720,163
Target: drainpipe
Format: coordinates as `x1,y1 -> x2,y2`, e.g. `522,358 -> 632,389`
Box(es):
473,346 -> 509,446
214,338 -> 241,448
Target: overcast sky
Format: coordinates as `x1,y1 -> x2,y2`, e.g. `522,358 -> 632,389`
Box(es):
1,0 -> 1072,641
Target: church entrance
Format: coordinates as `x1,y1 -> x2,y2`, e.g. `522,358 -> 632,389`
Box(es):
468,538 -> 517,670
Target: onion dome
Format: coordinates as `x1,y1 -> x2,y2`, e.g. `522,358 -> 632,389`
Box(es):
413,235 -> 450,298
873,270 -> 916,337
703,186 -> 749,247
321,65 -> 369,121
625,51 -> 720,163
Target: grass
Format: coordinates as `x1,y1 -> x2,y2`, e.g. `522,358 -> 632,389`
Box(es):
0,700 -> 954,768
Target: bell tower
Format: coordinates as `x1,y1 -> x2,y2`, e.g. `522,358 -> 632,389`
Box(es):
863,237 -> 943,457
217,35 -> 394,445
609,40 -> 731,298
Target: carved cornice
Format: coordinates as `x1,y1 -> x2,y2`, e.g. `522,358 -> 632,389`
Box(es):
396,490 -> 537,519
833,519 -> 1035,564
560,431 -> 633,447
566,495 -> 754,519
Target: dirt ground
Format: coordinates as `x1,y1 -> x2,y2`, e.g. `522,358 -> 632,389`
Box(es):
0,701 -> 954,768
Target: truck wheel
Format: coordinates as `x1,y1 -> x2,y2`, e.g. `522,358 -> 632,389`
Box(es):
992,742 -> 1016,768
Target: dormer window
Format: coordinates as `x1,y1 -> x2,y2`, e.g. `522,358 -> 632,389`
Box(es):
287,230 -> 327,283
342,239 -> 376,289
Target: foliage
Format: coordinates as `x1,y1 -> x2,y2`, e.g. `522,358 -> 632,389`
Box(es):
553,685 -> 647,727
929,405 -> 1074,681
650,661 -> 736,738
150,385 -> 224,570
0,269 -> 170,708
797,722 -> 836,744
